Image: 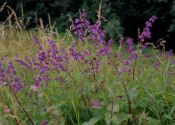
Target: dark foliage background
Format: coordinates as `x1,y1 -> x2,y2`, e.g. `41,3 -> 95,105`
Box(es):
0,0 -> 175,50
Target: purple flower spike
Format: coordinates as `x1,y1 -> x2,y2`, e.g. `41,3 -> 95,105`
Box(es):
139,16 -> 157,42
71,10 -> 90,42
71,9 -> 110,45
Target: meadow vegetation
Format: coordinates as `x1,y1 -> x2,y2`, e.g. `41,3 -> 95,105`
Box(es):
0,9 -> 175,125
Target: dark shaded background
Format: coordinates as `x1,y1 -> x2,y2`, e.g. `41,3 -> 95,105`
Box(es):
0,0 -> 175,51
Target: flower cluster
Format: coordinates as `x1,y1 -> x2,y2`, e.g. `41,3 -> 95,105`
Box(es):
124,38 -> 137,65
88,20 -> 107,45
0,61 -> 23,92
71,10 -> 108,45
16,38 -> 70,90
71,10 -> 90,41
69,43 -> 84,60
139,16 -> 157,42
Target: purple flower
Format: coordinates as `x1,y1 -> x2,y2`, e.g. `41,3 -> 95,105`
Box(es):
165,49 -> 173,57
97,46 -> 109,56
69,44 -> 84,60
107,39 -> 113,46
16,60 -> 29,68
40,65 -> 49,74
31,76 -> 42,91
89,58 -> 100,72
126,37 -> 134,52
41,120 -> 48,125
5,62 -> 16,76
0,61 -> 23,92
114,52 -> 118,57
88,20 -> 107,44
34,37 -> 42,50
139,16 -> 157,42
71,9 -> 111,45
11,78 -> 22,92
124,38 -> 137,65
71,10 -> 90,42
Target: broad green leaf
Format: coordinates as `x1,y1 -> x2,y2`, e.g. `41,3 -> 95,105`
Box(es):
82,117 -> 100,125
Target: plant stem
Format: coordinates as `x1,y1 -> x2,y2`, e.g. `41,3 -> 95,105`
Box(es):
107,54 -> 132,125
6,104 -> 22,125
67,72 -> 92,118
110,96 -> 114,125
90,60 -> 99,92
132,55 -> 138,80
81,94 -> 92,118
9,87 -> 34,125
107,54 -> 120,75
122,81 -> 132,125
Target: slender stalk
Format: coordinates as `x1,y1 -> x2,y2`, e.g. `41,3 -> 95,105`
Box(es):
132,55 -> 138,80
90,60 -> 97,80
109,95 -> 114,125
6,104 -> 22,125
90,60 -> 99,92
122,81 -> 132,125
81,94 -> 92,118
35,92 -> 41,115
107,54 -> 132,125
107,54 -> 120,75
67,71 -> 92,118
9,87 -> 34,125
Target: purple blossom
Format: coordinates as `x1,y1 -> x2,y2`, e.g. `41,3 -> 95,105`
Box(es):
11,78 -> 22,92
114,52 -> 118,57
40,65 -> 49,74
41,120 -> 48,125
69,44 -> 84,60
71,9 -> 110,45
90,58 -> 100,72
123,38 -> 137,65
165,49 -> 173,57
31,75 -> 42,91
16,60 -> 29,68
34,37 -> 42,50
16,38 -> 71,91
0,61 -> 23,92
139,16 -> 157,42
119,66 -> 131,75
88,20 -> 107,44
107,39 -> 113,46
126,38 -> 134,53
71,10 -> 90,41
5,62 -> 16,77
97,46 -> 110,56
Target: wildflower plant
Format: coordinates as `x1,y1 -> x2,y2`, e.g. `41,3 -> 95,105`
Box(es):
0,9 -> 175,125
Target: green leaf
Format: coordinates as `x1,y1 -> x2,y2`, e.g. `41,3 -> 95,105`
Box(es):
105,112 -> 129,125
147,117 -> 160,125
82,117 -> 100,125
163,94 -> 175,104
107,103 -> 120,113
